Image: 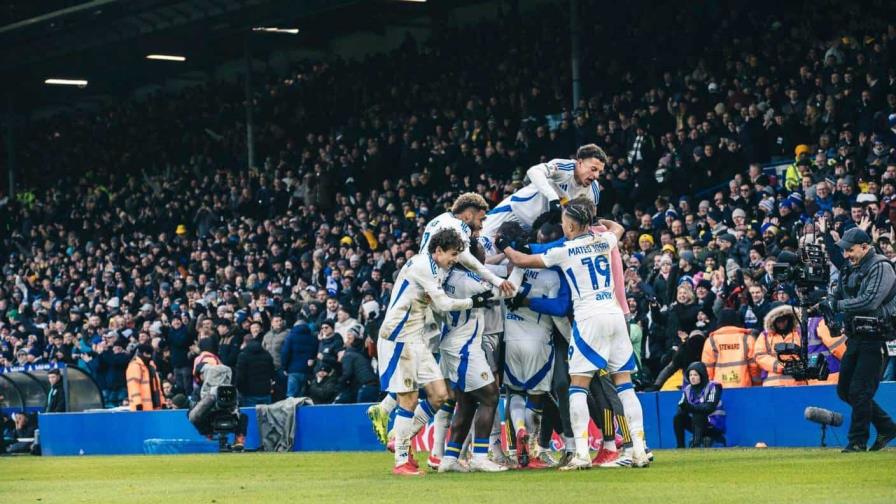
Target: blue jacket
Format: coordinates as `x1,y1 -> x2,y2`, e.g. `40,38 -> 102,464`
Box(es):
281,323 -> 318,374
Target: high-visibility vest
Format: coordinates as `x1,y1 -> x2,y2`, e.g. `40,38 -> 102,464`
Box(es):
755,329 -> 805,386
702,326 -> 761,388
126,357 -> 162,411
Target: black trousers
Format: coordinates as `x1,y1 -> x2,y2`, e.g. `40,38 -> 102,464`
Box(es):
588,373 -> 625,443
673,410 -> 723,448
837,338 -> 896,447
539,334 -> 573,448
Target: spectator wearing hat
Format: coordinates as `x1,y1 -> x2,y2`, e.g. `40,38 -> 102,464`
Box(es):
334,307 -> 362,345
336,327 -> 379,404
235,334 -> 275,407
126,343 -> 163,411
648,254 -> 678,307
307,364 -> 340,405
674,362 -> 726,448
755,305 -> 807,386
46,369 -> 66,412
281,322 -> 318,398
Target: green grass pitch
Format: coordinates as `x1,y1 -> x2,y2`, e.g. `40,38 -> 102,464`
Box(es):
2,449 -> 895,503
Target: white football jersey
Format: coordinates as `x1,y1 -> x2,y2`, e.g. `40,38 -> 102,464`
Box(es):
379,254 -> 473,343
504,267 -> 562,342
541,231 -> 622,319
485,158 -> 600,230
439,268 -> 493,353
420,211 -> 503,288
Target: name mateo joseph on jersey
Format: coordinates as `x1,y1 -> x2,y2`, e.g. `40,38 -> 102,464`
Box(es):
566,241 -> 610,256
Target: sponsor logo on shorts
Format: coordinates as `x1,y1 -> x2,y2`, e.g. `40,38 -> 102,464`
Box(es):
404,378 -> 413,388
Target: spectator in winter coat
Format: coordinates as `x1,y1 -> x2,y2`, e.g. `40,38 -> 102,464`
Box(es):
99,339 -> 131,408
46,369 -> 66,412
262,315 -> 289,370
281,323 -> 318,397
701,309 -> 761,388
336,329 -> 379,403
217,320 -> 244,371
673,362 -> 725,448
307,364 -> 340,404
755,305 -> 806,386
316,320 -> 344,372
739,284 -> 773,330
167,316 -> 195,396
235,337 -> 275,406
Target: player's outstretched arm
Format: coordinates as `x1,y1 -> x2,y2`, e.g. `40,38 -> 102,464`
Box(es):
458,247 -> 516,296
598,218 -> 624,240
528,269 -> 571,316
526,162 -> 562,203
502,246 -> 546,269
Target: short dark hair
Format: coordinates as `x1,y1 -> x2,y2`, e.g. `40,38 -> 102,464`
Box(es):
497,221 -> 528,249
427,229 -> 465,255
538,222 -> 563,243
576,144 -> 608,163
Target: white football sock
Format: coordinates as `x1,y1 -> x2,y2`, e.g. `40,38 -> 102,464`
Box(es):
617,384 -> 645,453
393,406 -> 415,467
431,400 -> 454,458
411,400 -> 436,436
508,393 -> 527,433
379,393 -> 397,414
568,386 -> 591,460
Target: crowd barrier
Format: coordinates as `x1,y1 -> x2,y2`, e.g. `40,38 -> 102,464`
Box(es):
39,407 -> 261,456
37,383 -> 896,456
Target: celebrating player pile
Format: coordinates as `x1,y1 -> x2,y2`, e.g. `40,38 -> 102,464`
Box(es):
368,145 -> 651,475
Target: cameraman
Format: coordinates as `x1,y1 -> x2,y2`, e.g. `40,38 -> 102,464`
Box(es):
821,228 -> 896,451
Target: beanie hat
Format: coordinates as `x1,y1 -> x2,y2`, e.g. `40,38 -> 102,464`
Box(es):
639,234 -> 655,245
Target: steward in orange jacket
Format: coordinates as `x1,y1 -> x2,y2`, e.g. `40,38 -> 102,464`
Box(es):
701,309 -> 761,388
755,305 -> 806,386
126,344 -> 163,411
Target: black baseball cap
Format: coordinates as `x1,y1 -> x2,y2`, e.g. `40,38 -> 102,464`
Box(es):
837,227 -> 871,250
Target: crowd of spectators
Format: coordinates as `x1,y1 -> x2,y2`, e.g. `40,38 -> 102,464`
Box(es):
2,0 -> 896,410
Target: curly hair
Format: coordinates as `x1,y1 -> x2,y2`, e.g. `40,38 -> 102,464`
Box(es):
451,193 -> 489,214
427,228 -> 466,255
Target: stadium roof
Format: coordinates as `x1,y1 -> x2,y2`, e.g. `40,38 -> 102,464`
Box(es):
0,0 -> 472,113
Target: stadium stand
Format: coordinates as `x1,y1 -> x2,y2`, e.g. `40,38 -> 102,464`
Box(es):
1,0 -> 896,434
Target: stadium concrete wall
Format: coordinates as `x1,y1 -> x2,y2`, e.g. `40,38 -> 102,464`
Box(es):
38,383 -> 896,456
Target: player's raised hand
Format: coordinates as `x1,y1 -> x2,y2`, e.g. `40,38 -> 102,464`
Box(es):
498,280 -> 516,297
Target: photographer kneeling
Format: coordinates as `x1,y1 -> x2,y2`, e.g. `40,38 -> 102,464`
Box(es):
821,228 -> 896,452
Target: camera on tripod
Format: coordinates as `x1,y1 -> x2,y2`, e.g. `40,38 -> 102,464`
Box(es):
188,365 -> 246,452
773,342 -> 830,381
771,244 -> 829,288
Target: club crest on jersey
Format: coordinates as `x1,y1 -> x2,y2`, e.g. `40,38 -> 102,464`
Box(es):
481,372 -> 489,381
404,378 -> 413,388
